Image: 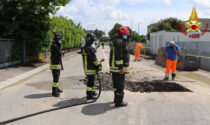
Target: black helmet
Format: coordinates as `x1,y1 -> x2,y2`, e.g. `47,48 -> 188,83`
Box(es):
54,33 -> 63,40
85,33 -> 97,46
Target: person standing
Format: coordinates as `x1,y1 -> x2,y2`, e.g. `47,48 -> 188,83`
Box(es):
50,33 -> 64,97
109,41 -> 112,49
82,33 -> 102,100
164,41 -> 181,80
110,26 -> 131,107
134,41 -> 144,61
102,41 -> 105,49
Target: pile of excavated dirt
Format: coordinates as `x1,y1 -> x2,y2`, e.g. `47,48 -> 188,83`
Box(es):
81,72 -> 113,91
126,71 -> 160,82
155,47 -> 167,67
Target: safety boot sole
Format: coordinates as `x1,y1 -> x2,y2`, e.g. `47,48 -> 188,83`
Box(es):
115,102 -> 128,107
87,96 -> 97,100
52,93 -> 60,97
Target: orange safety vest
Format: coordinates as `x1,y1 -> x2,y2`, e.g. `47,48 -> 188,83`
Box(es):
135,43 -> 144,54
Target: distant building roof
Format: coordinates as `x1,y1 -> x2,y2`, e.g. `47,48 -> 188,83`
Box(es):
147,23 -> 156,34
196,18 -> 210,32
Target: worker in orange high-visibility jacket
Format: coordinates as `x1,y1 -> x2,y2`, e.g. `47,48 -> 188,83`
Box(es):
134,41 -> 144,61
164,41 -> 181,81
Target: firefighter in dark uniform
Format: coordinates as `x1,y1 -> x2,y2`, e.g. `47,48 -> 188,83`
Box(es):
50,33 -> 64,97
110,26 -> 131,107
82,33 -> 102,100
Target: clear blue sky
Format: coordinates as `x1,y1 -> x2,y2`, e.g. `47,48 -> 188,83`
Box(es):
56,0 -> 210,35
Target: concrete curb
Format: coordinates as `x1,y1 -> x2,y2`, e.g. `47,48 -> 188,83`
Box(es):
0,49 -> 80,90
0,64 -> 49,90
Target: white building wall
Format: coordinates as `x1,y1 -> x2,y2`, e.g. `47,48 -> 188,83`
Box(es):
150,30 -> 210,55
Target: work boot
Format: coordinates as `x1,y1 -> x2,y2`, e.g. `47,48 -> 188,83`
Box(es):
86,91 -> 97,100
52,87 -> 60,97
172,74 -> 176,81
92,86 -> 97,96
115,94 -> 128,107
58,87 -> 63,93
164,77 -> 169,81
92,91 -> 98,96
114,92 -> 117,103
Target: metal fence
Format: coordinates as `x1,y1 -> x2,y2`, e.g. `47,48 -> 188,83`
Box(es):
0,39 -> 21,68
168,41 -> 210,57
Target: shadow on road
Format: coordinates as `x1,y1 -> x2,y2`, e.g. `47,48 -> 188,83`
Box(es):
24,93 -> 52,99
26,76 -> 83,91
53,97 -> 87,107
81,102 -> 116,116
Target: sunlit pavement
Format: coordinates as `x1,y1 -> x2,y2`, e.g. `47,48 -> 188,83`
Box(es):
0,46 -> 210,125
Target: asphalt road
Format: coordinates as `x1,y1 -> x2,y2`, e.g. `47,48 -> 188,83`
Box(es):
0,46 -> 210,125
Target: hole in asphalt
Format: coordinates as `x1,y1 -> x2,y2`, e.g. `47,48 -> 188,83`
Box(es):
82,72 -> 192,93
125,80 -> 192,93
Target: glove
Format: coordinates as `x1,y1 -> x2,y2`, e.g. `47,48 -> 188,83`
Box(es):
97,64 -> 102,71
120,68 -> 124,74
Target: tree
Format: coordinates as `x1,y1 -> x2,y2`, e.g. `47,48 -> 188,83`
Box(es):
140,35 -> 146,43
0,0 -> 71,58
100,36 -> 109,42
108,23 -> 145,43
50,16 -> 86,50
108,23 -> 122,40
94,29 -> 105,40
85,29 -> 105,40
147,17 -> 185,40
131,31 -> 140,42
131,31 -> 146,43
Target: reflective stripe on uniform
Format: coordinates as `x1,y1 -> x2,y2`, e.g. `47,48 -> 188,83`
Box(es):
53,82 -> 59,87
165,74 -> 169,77
93,60 -> 100,66
50,55 -> 62,70
110,47 -> 120,73
50,65 -> 62,70
110,68 -> 120,72
87,87 -> 95,92
83,50 -> 97,75
115,60 -> 123,65
110,67 -> 129,73
82,49 -> 87,56
124,67 -> 129,73
110,47 -> 129,73
85,70 -> 97,75
113,88 -> 117,92
112,46 -> 116,68
116,93 -> 123,95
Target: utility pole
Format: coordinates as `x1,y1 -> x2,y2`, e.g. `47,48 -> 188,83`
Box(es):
131,21 -> 133,30
138,23 -> 140,35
